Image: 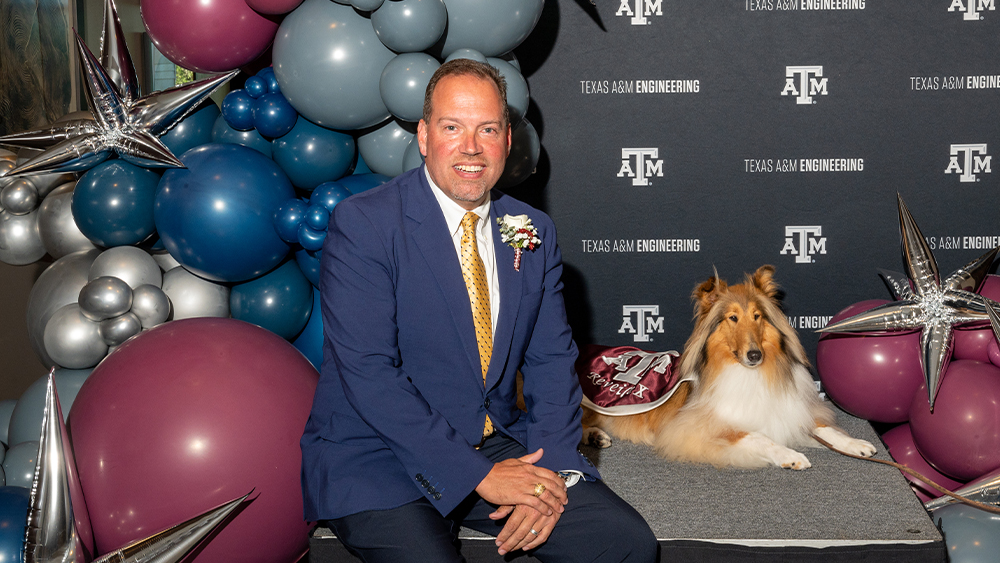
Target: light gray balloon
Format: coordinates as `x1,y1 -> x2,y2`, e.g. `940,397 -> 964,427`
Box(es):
444,48 -> 487,64
0,178 -> 40,214
6,369 -> 91,447
151,249 -> 181,272
78,276 -> 134,321
130,284 -> 171,329
26,249 -> 101,367
161,266 -> 230,320
487,57 -> 529,125
99,311 -> 142,346
2,440 -> 39,487
358,119 -> 415,177
497,118 -> 540,189
352,0 -> 384,10
43,303 -> 108,369
402,136 -> 424,173
433,0 -> 544,58
89,246 -> 162,288
273,0 -> 396,130
37,181 -> 98,259
380,53 -> 440,123
371,0 -> 448,53
0,208 -> 46,265
0,399 -> 16,446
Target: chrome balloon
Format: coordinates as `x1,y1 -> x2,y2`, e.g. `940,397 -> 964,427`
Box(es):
78,276 -> 134,321
99,312 -> 142,347
37,182 -> 98,259
89,246 -> 162,289
0,208 -> 46,265
42,304 -> 109,369
100,0 -> 139,105
161,266 -> 230,320
150,249 -> 181,272
925,467 -> 1000,512
27,250 -> 101,367
130,285 -> 171,329
1,177 -> 40,214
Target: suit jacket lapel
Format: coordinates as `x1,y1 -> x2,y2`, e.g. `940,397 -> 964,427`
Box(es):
487,198 -> 522,390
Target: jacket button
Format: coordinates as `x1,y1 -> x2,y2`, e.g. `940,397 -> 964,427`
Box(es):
428,486 -> 436,494
415,474 -> 423,481
434,493 -> 442,500
422,480 -> 430,488
484,398 -> 491,408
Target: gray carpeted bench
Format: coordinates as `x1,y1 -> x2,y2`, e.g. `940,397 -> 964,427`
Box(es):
308,408 -> 945,562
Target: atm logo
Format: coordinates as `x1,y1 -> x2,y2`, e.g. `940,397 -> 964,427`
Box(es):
949,0 -> 994,20
781,66 -> 828,104
619,305 -> 665,343
618,148 -> 664,186
945,144 -> 991,182
616,0 -> 663,25
780,226 -> 827,263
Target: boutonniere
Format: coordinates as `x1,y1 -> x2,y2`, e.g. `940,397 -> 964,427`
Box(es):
497,214 -> 541,271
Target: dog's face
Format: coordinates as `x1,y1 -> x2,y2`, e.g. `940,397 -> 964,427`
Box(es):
706,294 -> 771,369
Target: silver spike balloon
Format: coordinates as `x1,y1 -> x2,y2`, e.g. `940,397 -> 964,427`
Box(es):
99,0 -> 139,105
0,121 -> 100,151
817,194 -> 1000,411
24,369 -> 95,563
877,269 -> 915,301
987,301 -> 1000,346
925,467 -> 1000,512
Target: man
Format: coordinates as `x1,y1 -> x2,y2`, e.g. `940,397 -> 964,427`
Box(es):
301,59 -> 657,562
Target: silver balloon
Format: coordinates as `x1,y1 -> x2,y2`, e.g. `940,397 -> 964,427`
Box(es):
27,250 -> 101,367
161,266 -> 230,320
357,119 -> 415,177
379,53 -> 440,123
486,57 -> 529,125
150,249 -> 181,272
0,208 -> 46,265
100,0 -> 139,105
371,0 -> 447,53
926,466 -> 1000,512
42,304 -> 109,369
13,148 -> 77,197
0,159 -> 16,190
130,284 -> 171,329
1,178 -> 40,214
99,312 -> 142,346
37,182 -> 98,259
78,276 -> 134,321
89,246 -> 162,288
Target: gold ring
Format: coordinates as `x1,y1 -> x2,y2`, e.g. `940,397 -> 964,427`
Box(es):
532,483 -> 546,497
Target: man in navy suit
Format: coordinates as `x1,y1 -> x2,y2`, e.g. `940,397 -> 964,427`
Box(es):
301,59 -> 657,562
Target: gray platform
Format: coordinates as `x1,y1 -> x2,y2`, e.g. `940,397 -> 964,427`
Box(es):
309,408 -> 945,562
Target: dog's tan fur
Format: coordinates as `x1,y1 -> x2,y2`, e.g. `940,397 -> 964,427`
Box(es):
582,266 -> 875,469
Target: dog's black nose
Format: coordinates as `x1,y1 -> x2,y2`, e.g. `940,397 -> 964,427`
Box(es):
747,350 -> 762,364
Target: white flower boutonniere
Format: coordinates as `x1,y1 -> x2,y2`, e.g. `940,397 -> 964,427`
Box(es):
497,214 -> 541,271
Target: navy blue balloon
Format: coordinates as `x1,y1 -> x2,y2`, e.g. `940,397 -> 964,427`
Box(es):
295,248 -> 321,286
230,260 -> 313,340
261,68 -> 281,94
340,173 -> 391,194
253,92 -> 298,138
154,144 -> 295,282
293,288 -> 322,370
73,160 -> 161,247
271,117 -> 356,191
221,89 -> 255,131
353,153 -> 373,175
211,115 -> 273,158
304,205 -> 331,231
245,76 -> 267,99
273,199 -> 309,243
160,102 -> 220,157
0,487 -> 30,562
298,223 -> 326,251
310,182 -> 353,212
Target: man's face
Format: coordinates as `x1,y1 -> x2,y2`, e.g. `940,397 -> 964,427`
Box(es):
417,74 -> 512,210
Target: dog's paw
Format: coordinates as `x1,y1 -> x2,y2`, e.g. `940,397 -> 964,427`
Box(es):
583,427 -> 613,449
777,450 -> 811,470
843,438 -> 876,458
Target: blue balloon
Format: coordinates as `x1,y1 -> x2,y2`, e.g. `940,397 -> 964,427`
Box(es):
154,144 -> 295,282
353,153 -> 374,175
293,288 -> 322,370
0,487 -> 30,561
253,92 -> 298,138
245,76 -> 267,99
230,260 -> 313,340
7,368 -> 91,447
295,248 -> 321,287
271,117 -> 356,191
211,115 -> 273,158
273,199 -> 309,243
73,160 -> 162,247
259,67 -> 281,94
304,205 -> 331,231
297,223 -> 327,251
221,89 -> 256,131
160,102 -> 221,157
310,182 -> 353,212
339,173 -> 391,194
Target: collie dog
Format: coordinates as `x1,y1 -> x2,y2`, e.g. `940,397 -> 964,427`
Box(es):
582,266 -> 876,469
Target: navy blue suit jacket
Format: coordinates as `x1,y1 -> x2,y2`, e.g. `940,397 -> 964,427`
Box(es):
300,167 -> 598,520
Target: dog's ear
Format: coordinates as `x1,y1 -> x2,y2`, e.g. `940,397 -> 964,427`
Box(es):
750,265 -> 778,299
692,274 -> 727,318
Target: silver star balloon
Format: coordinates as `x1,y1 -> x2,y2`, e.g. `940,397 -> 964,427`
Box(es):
817,194 -> 1000,411
925,466 -> 1000,512
99,0 -> 139,106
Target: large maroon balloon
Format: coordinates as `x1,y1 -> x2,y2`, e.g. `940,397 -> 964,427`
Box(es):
953,325 -> 993,363
817,300 -> 924,423
141,0 -> 280,73
69,318 -> 317,562
881,423 -> 965,503
909,360 -> 1000,481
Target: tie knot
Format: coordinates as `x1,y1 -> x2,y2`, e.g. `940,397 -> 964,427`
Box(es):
461,212 -> 480,235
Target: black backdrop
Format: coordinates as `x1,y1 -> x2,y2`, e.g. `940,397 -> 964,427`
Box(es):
508,0 -> 999,370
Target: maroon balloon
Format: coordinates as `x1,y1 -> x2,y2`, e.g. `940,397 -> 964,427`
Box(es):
246,0 -> 304,15
140,0 -> 280,73
69,318 -> 317,562
989,338 -> 1000,368
909,359 -> 1000,481
881,423 -> 965,502
978,274 -> 1000,302
953,325 -> 993,363
817,300 -> 924,423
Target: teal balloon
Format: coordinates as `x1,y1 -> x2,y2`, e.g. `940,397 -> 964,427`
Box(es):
273,0 -> 395,130
358,119 -> 414,177
211,114 -> 273,158
402,136 -> 424,172
487,57 -> 529,124
161,101 -> 220,157
432,0 -> 544,58
274,199 -> 309,243
936,504 -> 1000,562
73,160 -> 161,247
372,0 -> 447,53
292,288 -> 322,370
444,48 -> 487,64
0,400 -> 15,447
352,0 -> 383,10
271,117 -> 356,191
252,92 -> 298,138
310,182 -> 352,213
2,442 -> 38,487
295,248 -> 320,287
339,173 -> 391,195
380,53 -> 440,123
7,368 -> 91,447
352,153 -> 373,175
0,487 -> 30,559
222,90 -> 256,131
230,260 -> 313,340
497,118 -> 539,189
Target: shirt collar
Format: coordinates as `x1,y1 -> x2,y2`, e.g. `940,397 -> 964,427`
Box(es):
424,166 -> 492,238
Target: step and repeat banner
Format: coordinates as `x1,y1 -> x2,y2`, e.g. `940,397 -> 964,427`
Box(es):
517,0 -> 999,365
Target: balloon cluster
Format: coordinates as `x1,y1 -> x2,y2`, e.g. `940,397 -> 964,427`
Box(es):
222,68 -> 298,139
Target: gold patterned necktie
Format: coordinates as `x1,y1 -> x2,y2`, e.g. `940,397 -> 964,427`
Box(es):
460,211 -> 494,439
